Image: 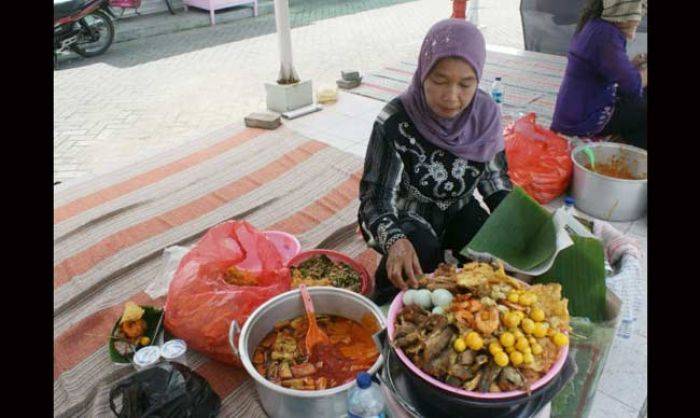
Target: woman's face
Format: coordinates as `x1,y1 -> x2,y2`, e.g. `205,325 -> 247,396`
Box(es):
423,57 -> 478,119
615,20 -> 640,40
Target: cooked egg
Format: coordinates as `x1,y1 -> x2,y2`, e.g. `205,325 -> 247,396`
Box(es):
403,289 -> 418,306
415,289 -> 433,309
431,289 -> 454,307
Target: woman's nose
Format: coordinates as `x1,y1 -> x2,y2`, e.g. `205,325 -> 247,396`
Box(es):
444,85 -> 460,102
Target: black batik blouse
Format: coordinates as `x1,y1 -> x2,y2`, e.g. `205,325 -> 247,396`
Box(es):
358,98 -> 513,254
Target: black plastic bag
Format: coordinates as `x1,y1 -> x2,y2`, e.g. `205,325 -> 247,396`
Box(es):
109,361 -> 221,418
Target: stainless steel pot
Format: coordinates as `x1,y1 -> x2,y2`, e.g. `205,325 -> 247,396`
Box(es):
229,287 -> 386,418
571,143 -> 647,222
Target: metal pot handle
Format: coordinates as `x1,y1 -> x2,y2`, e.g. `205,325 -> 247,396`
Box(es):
228,320 -> 240,360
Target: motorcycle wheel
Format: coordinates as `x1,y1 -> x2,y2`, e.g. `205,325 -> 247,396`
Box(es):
70,11 -> 115,58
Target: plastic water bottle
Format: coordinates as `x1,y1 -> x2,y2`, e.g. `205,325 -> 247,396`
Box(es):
347,372 -> 385,418
563,196 -> 576,215
490,77 -> 504,111
562,196 -> 590,236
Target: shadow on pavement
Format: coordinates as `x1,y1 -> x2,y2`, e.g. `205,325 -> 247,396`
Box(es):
55,0 -> 420,70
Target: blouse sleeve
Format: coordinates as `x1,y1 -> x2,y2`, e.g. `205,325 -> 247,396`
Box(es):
596,31 -> 643,98
477,150 -> 513,211
358,121 -> 407,254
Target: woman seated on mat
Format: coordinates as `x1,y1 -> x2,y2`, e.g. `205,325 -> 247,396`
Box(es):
358,19 -> 513,305
551,0 -> 647,149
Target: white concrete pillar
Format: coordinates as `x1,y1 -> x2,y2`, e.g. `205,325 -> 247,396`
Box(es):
273,0 -> 300,84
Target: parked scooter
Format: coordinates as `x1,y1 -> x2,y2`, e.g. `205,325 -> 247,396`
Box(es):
54,0 -> 116,67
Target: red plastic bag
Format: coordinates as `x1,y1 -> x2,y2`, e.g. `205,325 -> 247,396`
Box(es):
504,113 -> 573,204
164,221 -> 291,366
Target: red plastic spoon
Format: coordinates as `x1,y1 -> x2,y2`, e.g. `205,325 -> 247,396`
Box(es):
299,284 -> 330,353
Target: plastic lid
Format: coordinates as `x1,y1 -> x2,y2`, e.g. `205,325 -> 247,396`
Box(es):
161,339 -> 187,359
356,372 -> 372,389
564,196 -> 575,206
133,345 -> 161,366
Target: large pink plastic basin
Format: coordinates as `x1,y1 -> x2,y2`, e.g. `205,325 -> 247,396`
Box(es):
387,286 -> 569,400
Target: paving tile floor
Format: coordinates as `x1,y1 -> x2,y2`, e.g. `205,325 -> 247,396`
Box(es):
54,0 -> 525,184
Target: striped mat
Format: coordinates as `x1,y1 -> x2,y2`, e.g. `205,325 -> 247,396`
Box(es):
53,125 -> 381,417
348,50 -> 567,127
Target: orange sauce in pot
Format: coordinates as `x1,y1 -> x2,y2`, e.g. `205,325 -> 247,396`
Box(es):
585,155 -> 646,180
253,314 -> 380,390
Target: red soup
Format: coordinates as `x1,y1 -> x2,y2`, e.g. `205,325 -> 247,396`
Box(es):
253,314 -> 380,390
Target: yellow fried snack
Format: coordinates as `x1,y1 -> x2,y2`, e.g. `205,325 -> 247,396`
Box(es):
454,262 -> 492,288
529,283 -> 570,331
120,301 -> 145,324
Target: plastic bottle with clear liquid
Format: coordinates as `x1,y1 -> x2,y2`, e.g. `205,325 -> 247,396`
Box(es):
491,77 -> 506,124
490,77 -> 504,112
347,372 -> 386,418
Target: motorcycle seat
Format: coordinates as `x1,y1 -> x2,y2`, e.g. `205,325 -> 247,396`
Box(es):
54,0 -> 89,20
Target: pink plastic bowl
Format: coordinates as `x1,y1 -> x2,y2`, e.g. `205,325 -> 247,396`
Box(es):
262,230 -> 301,264
286,249 -> 373,296
386,286 -> 569,400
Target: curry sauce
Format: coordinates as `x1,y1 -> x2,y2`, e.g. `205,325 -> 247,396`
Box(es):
253,314 -> 379,390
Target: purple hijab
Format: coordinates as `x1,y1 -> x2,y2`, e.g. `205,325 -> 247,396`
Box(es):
400,19 -> 503,162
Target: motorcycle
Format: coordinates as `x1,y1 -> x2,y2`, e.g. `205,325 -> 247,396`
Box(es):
54,0 -> 116,66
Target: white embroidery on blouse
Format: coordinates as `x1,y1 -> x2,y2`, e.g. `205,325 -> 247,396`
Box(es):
376,218 -> 392,248
396,122 -> 427,174
395,122 -> 481,201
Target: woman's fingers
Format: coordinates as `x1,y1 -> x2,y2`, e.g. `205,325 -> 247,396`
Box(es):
412,251 -> 423,276
403,258 -> 418,289
387,261 -> 407,290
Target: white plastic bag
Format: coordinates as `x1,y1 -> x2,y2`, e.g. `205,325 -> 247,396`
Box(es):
145,246 -> 191,300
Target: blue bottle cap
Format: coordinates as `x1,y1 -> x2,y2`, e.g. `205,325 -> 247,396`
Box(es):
356,372 -> 372,389
564,196 -> 575,206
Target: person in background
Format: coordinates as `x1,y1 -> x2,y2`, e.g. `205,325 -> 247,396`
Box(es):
551,0 -> 647,149
358,19 -> 512,305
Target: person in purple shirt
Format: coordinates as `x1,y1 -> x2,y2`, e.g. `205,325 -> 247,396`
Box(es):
551,0 -> 647,149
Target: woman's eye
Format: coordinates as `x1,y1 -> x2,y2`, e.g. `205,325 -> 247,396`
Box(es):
460,83 -> 473,89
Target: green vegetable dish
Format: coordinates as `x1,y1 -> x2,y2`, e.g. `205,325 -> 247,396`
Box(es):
290,255 -> 361,293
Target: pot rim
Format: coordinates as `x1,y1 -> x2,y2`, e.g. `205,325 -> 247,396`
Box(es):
238,287 -> 386,398
572,143 -> 648,184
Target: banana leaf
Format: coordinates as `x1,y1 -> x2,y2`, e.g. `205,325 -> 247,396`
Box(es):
534,236 -> 607,321
461,186 -> 559,272
109,306 -> 164,363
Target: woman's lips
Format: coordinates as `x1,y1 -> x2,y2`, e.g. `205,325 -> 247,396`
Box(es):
440,106 -> 460,114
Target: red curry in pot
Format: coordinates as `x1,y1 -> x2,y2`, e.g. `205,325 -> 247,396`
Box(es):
253,314 -> 380,390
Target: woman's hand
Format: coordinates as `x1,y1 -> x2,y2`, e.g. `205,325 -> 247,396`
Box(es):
639,67 -> 647,88
386,238 -> 422,290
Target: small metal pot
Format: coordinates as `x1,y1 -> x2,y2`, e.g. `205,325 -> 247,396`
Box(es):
571,143 -> 647,221
229,287 -> 386,418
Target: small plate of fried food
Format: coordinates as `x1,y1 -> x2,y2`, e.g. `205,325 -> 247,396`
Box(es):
109,301 -> 165,363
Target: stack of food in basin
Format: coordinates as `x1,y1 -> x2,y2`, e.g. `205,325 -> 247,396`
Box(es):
385,261 -> 573,417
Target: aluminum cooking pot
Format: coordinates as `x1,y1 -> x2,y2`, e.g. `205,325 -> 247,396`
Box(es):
571,142 -> 647,222
229,287 -> 386,418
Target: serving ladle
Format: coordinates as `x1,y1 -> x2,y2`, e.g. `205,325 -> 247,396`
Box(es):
299,284 -> 330,353
583,146 -> 596,171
